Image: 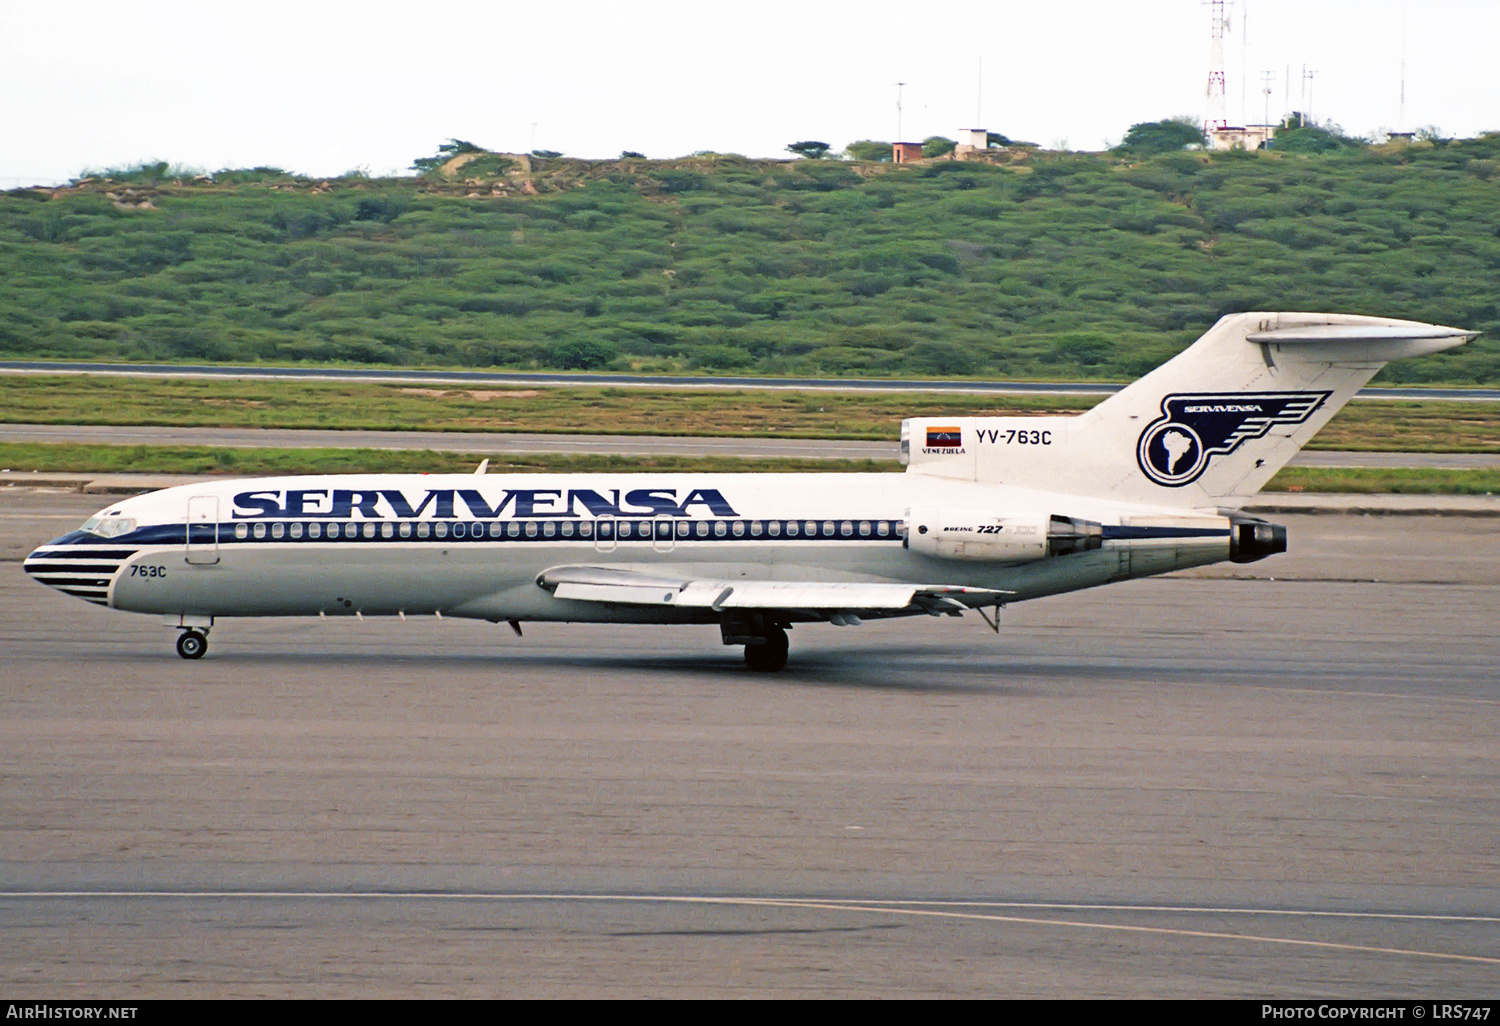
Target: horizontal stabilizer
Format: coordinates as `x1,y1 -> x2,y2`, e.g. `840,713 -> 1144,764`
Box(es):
1245,323 -> 1477,345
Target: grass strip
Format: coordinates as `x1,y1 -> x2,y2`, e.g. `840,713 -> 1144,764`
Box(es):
3,375 -> 1497,452
0,443 -> 897,477
1264,467 -> 1500,495
1,443 -> 1498,494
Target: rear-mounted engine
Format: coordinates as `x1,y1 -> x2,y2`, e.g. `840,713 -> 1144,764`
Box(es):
1229,518 -> 1287,563
904,510 -> 1104,562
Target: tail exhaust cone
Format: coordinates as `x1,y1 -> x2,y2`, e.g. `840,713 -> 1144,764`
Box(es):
1230,520 -> 1287,563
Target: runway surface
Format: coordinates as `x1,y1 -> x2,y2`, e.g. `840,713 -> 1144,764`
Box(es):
2,493 -> 1497,997
4,359 -> 1499,401
4,423 -> 1498,469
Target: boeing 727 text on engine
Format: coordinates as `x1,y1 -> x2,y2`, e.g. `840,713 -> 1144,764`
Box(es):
24,312 -> 1476,670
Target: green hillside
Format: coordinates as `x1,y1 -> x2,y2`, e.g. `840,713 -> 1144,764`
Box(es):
3,139 -> 1498,384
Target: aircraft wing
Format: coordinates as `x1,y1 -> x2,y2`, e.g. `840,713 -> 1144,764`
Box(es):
536,565 -> 1009,618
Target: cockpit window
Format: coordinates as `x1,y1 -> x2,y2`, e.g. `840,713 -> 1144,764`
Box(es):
80,515 -> 137,538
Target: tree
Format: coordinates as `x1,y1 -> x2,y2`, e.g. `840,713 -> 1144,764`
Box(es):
786,141 -> 832,160
530,149 -> 562,159
985,131 -> 1036,148
1116,118 -> 1202,154
410,139 -> 483,174
921,136 -> 957,158
1114,118 -> 1204,156
904,340 -> 977,376
549,339 -> 617,370
844,140 -> 892,162
1273,116 -> 1361,153
620,151 -> 645,159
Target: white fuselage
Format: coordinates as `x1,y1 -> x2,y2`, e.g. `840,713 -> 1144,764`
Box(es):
27,471 -> 1239,625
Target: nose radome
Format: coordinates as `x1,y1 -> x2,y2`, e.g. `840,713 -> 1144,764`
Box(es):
23,534 -> 132,607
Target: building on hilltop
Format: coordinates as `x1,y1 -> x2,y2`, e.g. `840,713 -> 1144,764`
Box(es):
953,128 -> 989,156
1208,124 -> 1277,150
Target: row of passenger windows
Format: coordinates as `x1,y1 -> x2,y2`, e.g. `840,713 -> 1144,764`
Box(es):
229,519 -> 901,542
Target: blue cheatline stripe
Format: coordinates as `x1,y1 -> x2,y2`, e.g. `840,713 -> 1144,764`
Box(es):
23,562 -> 123,573
44,520 -> 1235,548
1100,525 -> 1230,540
211,518 -> 909,545
25,546 -> 140,559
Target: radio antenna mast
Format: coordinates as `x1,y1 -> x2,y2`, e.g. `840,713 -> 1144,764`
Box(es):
976,58 -> 983,127
1204,0 -> 1228,134
1240,1 -> 1249,127
1399,0 -> 1408,131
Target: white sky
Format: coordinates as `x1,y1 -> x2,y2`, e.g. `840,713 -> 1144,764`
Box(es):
2,0 -> 1495,185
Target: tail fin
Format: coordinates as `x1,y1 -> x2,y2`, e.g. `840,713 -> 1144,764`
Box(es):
903,312 -> 1476,509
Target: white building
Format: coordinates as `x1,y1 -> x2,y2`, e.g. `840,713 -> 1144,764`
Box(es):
953,128 -> 990,156
1208,125 -> 1277,151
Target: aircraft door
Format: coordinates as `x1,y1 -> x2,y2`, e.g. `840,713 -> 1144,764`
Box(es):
593,515 -> 617,554
185,496 -> 221,566
652,516 -> 676,553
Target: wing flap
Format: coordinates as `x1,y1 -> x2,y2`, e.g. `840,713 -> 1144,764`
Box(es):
540,565 -> 1008,615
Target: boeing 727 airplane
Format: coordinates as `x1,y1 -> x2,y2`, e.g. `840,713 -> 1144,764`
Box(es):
24,312 -> 1476,670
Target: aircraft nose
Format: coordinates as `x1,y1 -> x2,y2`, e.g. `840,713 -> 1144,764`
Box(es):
23,532 -> 124,607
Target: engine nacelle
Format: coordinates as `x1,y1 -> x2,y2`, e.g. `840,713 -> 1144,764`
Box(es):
1228,517 -> 1287,563
904,509 -> 1104,562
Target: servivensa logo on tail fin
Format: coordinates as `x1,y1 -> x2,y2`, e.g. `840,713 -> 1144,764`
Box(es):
1135,392 -> 1331,487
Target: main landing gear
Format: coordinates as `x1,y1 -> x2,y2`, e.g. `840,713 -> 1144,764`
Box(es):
175,629 -> 208,659
721,617 -> 791,672
742,625 -> 789,673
